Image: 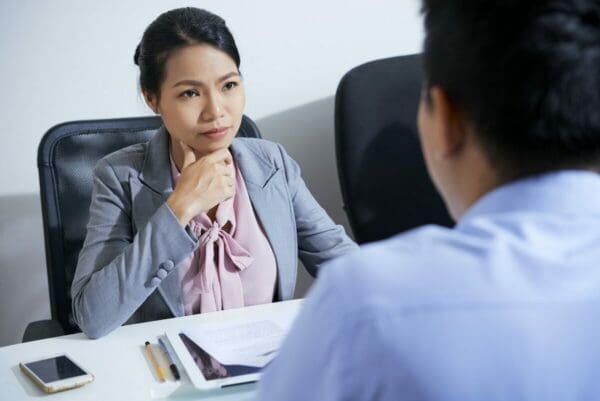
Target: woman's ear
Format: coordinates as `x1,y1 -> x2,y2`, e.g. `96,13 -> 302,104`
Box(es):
143,91 -> 160,114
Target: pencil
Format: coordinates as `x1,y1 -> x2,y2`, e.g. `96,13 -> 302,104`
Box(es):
145,341 -> 166,382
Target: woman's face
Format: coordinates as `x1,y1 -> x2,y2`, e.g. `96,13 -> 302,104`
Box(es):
146,44 -> 245,157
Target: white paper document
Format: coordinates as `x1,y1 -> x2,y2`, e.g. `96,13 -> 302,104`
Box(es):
181,320 -> 286,367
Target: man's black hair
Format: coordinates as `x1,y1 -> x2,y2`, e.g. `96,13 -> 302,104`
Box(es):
421,0 -> 600,176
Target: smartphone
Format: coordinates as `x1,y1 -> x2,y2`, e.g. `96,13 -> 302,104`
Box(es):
19,354 -> 94,393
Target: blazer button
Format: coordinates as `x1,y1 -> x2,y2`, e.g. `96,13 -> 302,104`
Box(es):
148,277 -> 161,287
160,260 -> 175,271
156,268 -> 168,279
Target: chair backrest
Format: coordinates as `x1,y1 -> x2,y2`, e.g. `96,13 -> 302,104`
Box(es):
37,115 -> 262,333
335,54 -> 453,244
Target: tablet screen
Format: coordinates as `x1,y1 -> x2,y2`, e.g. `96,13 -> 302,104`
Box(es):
178,333 -> 261,381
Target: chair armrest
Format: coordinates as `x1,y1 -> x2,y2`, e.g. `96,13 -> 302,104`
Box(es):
22,319 -> 65,342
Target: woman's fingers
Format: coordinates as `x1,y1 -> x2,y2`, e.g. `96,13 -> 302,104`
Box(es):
168,145 -> 236,225
179,144 -> 233,171
224,150 -> 233,165
214,162 -> 233,177
221,176 -> 235,197
203,148 -> 233,165
180,141 -> 197,169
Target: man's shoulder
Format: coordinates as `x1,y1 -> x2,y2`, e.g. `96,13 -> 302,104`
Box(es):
328,224 -> 461,279
323,224 -> 490,314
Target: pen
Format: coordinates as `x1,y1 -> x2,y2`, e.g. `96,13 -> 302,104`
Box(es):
145,341 -> 166,382
158,338 -> 181,380
257,349 -> 278,357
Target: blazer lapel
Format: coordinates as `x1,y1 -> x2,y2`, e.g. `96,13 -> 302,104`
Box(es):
132,127 -> 185,317
230,139 -> 298,300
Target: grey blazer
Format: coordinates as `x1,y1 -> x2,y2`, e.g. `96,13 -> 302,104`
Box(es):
71,127 -> 357,338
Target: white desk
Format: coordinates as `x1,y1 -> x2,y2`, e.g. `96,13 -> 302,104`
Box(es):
0,300 -> 303,400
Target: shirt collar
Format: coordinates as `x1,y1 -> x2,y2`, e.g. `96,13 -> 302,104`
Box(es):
459,170 -> 600,225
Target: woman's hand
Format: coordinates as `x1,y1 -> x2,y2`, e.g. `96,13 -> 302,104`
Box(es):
166,141 -> 235,227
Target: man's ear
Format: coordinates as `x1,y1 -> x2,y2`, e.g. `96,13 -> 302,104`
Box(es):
429,87 -> 468,159
143,91 -> 160,114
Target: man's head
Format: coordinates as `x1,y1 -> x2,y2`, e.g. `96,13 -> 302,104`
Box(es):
417,0 -> 600,220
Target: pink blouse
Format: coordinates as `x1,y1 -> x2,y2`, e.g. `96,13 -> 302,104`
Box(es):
170,155 -> 277,315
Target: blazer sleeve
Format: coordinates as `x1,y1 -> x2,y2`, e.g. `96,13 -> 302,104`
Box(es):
70,158 -> 196,339
276,144 -> 359,276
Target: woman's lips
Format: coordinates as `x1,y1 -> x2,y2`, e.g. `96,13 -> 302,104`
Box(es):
201,127 -> 229,140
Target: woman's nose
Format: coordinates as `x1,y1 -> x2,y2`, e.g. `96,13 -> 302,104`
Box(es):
201,93 -> 223,121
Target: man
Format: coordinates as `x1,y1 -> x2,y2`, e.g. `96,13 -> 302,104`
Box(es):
256,0 -> 600,400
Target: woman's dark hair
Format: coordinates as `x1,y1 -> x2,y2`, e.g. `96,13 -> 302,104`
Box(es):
134,7 -> 240,98
421,0 -> 600,177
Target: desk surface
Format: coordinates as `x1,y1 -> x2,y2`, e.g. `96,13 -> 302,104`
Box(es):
0,300 -> 303,400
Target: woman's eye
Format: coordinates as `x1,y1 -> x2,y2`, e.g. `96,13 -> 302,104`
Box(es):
180,90 -> 199,98
223,81 -> 238,91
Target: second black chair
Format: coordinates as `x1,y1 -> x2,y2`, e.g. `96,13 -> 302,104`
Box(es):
335,54 -> 453,244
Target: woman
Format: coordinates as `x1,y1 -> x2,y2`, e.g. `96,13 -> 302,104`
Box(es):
71,7 -> 357,339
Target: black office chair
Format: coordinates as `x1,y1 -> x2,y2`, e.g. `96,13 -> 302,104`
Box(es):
335,54 -> 453,244
23,115 -> 262,342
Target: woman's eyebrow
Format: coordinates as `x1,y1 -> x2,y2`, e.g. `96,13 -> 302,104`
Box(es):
172,72 -> 240,88
217,71 -> 241,82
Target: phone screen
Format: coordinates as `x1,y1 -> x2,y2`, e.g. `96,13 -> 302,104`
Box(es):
24,356 -> 87,383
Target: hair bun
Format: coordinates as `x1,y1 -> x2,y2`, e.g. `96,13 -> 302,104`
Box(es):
134,44 -> 141,66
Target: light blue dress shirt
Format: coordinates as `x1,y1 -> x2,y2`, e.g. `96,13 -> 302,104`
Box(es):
256,171 -> 600,401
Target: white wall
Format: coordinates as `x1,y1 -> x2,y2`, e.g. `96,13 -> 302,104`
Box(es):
0,0 -> 423,346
